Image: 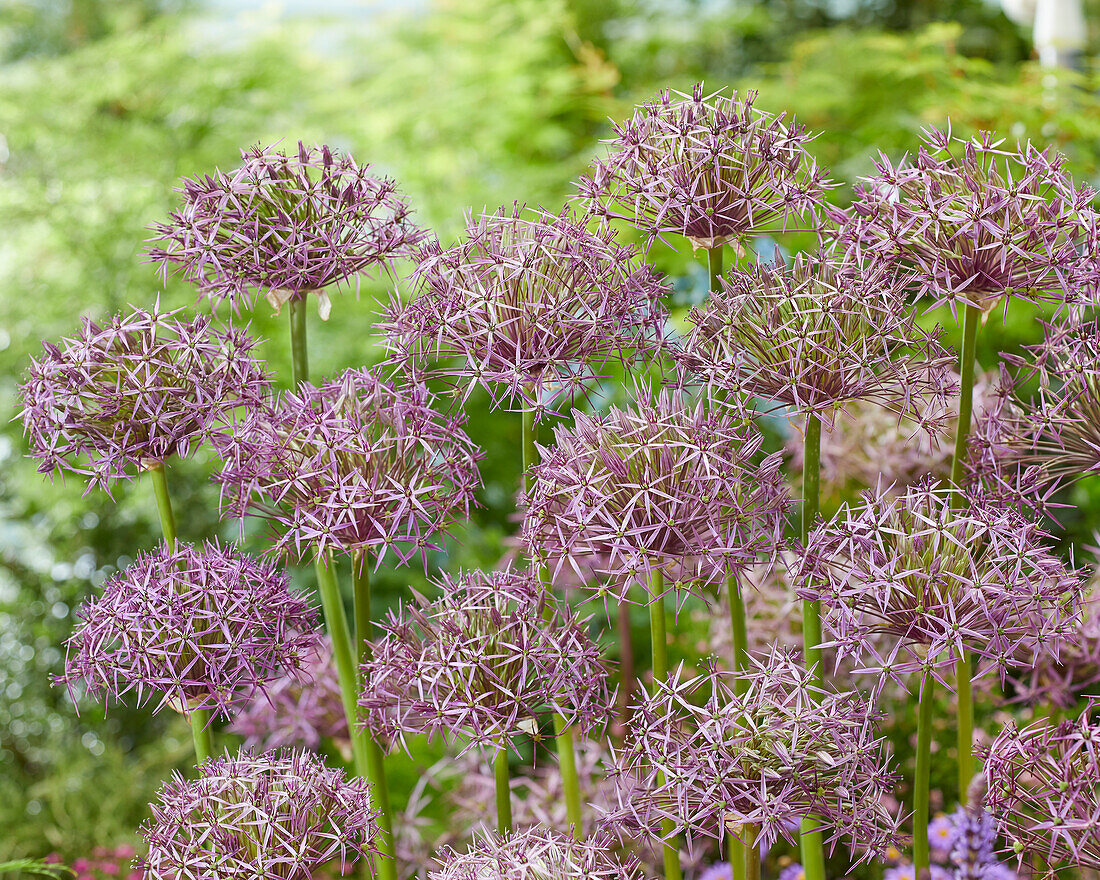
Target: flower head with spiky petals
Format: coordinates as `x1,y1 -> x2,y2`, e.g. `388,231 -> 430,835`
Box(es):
140,747 -> 378,880
675,250 -> 956,430
18,304 -> 268,495
431,827 -> 643,880
60,540 -> 319,718
215,367 -> 481,565
522,387 -> 789,603
380,203 -> 668,417
358,567 -> 610,754
577,83 -> 831,252
150,142 -> 426,318
796,481 -> 1083,692
602,650 -> 902,862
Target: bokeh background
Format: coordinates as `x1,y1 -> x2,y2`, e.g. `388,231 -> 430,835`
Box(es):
2,0 -> 1099,868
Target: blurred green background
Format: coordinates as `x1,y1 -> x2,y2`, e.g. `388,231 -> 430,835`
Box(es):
1,0 -> 1099,868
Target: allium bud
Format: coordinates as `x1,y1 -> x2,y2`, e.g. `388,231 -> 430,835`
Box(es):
140,748 -> 379,880
19,304 -> 268,494
150,142 -> 426,317
215,367 -> 481,564
61,540 -> 319,718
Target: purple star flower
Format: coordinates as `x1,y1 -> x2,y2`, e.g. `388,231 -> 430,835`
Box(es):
60,540 -> 319,718
140,747 -> 379,880
150,142 -> 426,317
18,304 -> 268,494
358,567 -> 610,754
577,83 -> 831,252
380,203 -> 669,416
214,367 -> 482,565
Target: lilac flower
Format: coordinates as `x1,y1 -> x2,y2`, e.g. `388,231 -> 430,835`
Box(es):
522,387 -> 789,602
358,567 -> 610,754
778,864 -> 805,880
796,481 -> 1083,691
215,367 -> 481,564
577,83 -> 830,251
140,747 -> 379,880
675,250 -> 956,430
150,142 -> 425,317
929,814 -> 956,863
602,650 -> 902,861
698,864 -> 734,880
885,865 -> 952,880
18,304 -> 268,494
60,540 -> 319,718
949,803 -> 1001,880
379,203 -> 668,416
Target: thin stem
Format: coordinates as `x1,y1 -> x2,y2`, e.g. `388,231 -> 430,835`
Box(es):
189,709 -> 212,764
615,594 -> 636,739
914,673 -> 935,877
707,245 -> 724,294
288,296 -> 309,387
729,833 -> 746,880
494,745 -> 513,834
956,653 -> 974,796
648,568 -> 683,880
727,573 -> 749,695
745,825 -> 760,880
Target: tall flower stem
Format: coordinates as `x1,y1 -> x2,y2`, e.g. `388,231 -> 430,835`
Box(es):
494,745 -> 513,834
707,245 -> 724,295
648,567 -> 683,880
147,461 -> 212,766
914,673 -> 935,876
615,594 -> 636,739
288,296 -> 310,387
745,825 -> 760,880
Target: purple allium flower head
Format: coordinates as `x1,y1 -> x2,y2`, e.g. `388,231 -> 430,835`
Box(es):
983,705 -> 1100,872
61,540 -> 319,718
430,827 -> 643,880
19,304 -> 268,495
602,650 -> 902,862
358,567 -> 610,754
834,126 -> 1098,317
796,480 -> 1083,692
675,250 -> 956,430
140,747 -> 379,880
150,142 -> 426,318
577,83 -> 831,252
522,387 -> 789,603
379,203 -> 669,417
215,366 -> 481,564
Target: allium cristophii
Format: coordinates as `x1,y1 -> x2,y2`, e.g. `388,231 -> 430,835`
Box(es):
140,747 -> 379,880
380,203 -> 668,415
215,367 -> 481,564
602,650 -> 902,860
675,250 -> 956,429
835,126 -> 1098,316
61,540 -> 319,717
358,567 -> 609,753
430,827 -> 642,880
150,142 -> 425,318
19,304 -> 268,493
577,83 -> 830,251
796,481 -> 1083,691
522,388 -> 789,601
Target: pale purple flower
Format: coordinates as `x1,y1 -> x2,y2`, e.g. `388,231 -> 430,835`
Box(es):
60,540 -> 319,718
19,304 -> 268,494
150,142 -> 425,317
140,747 -> 379,880
215,367 -> 481,564
778,864 -> 805,880
885,865 -> 952,880
929,814 -> 956,863
380,203 -> 668,416
949,799 -> 1003,880
699,864 -> 734,880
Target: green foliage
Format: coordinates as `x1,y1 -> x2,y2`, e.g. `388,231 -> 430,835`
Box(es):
0,859 -> 73,879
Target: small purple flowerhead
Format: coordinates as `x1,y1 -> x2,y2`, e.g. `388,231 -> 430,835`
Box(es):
358,567 -> 610,754
522,387 -> 789,603
948,779 -> 1005,880
577,83 -> 831,251
380,203 -> 669,417
778,864 -> 806,880
18,304 -> 268,494
150,142 -> 426,317
602,650 -> 902,862
61,540 -> 319,718
215,367 -> 481,564
928,814 -> 956,863
140,747 -> 379,880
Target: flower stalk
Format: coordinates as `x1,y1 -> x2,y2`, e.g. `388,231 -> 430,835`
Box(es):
288,296 -> 310,387
494,746 -> 513,834
914,674 -> 935,876
648,567 -> 683,880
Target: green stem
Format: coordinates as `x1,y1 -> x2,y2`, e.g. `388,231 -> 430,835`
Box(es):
648,568 -> 683,880
729,834 -> 746,880
494,745 -> 513,834
727,573 -> 749,695
288,296 -> 309,387
707,246 -> 723,294
956,653 -> 974,796
745,825 -> 760,880
190,709 -> 212,764
914,673 -> 935,877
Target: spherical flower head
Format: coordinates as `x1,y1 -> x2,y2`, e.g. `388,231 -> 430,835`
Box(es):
837,126 -> 1098,316
676,250 -> 956,430
150,142 -> 426,317
602,650 -> 902,863
19,304 -> 269,495
140,747 -> 379,880
380,203 -> 669,417
522,387 -> 790,603
430,827 -> 643,880
215,366 -> 482,564
60,540 -> 320,718
359,566 -> 610,753
796,480 -> 1083,692
577,83 -> 831,251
